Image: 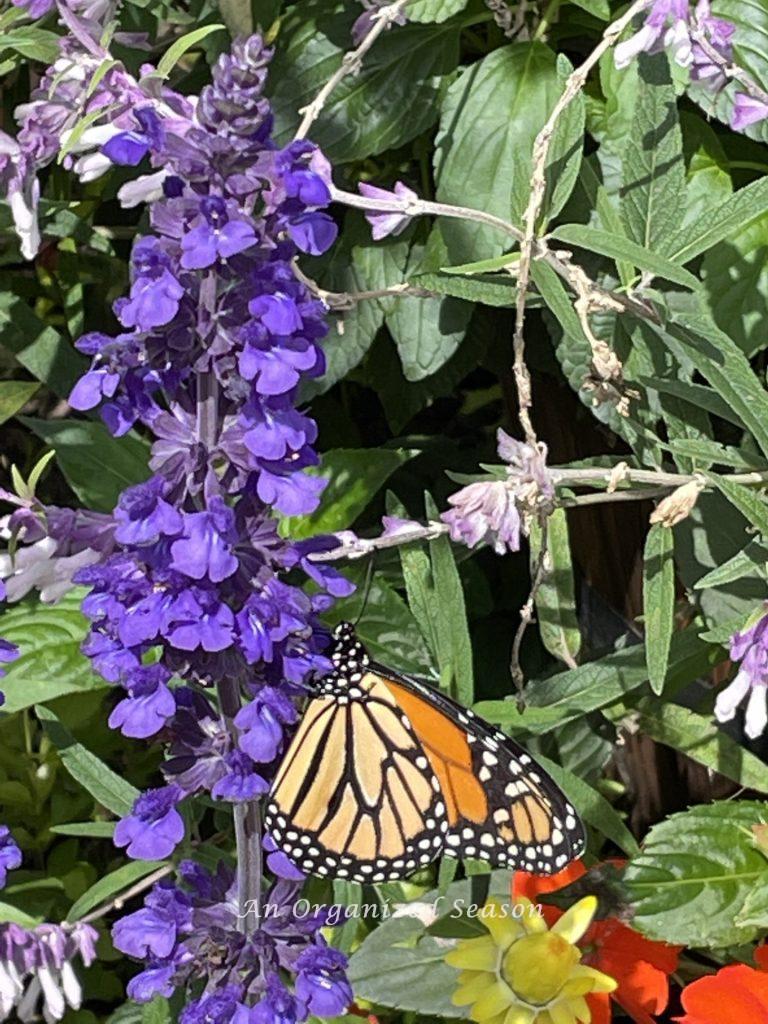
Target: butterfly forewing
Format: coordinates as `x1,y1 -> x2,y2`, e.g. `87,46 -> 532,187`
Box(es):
266,671 -> 448,882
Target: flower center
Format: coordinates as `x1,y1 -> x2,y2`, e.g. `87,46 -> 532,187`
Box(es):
501,932 -> 580,1006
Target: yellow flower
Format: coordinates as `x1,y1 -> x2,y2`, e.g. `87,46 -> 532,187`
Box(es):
445,896 -> 616,1024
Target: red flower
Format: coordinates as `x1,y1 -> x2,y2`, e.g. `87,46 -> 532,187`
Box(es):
514,861 -> 681,1024
675,945 -> 768,1023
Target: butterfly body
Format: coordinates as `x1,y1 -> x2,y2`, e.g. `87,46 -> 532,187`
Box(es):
265,623 -> 585,882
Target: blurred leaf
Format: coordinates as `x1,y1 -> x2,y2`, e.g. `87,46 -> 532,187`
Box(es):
0,27 -> 60,63
625,801 -> 768,947
36,705 -> 139,816
0,594 -> 107,714
408,0 -> 468,21
642,524 -> 675,696
141,999 -> 172,1024
21,418 -> 150,512
156,24 -> 226,77
620,52 -> 685,254
435,43 -> 584,261
50,822 -> 116,837
283,447 -> 415,538
0,380 -> 39,426
702,211 -> 768,357
68,861 -> 165,922
0,289 -> 85,397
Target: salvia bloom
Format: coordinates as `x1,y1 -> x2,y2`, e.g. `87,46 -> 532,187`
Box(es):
613,0 -> 768,133
715,608 -> 768,739
0,827 -> 21,889
441,430 -> 554,555
1,29 -> 353,1021
0,921 -> 97,1023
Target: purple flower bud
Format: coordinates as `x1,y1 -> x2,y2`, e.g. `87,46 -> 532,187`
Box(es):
732,93 -> 768,131
358,180 -> 417,240
114,785 -> 185,860
0,826 -> 21,888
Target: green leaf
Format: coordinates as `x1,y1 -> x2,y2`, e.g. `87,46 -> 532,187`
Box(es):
624,801 -> 768,947
269,1 -> 461,161
0,594 -> 108,714
694,540 -> 768,589
0,381 -> 39,426
0,901 -> 42,927
435,43 -> 585,261
570,0 -> 609,16
0,289 -> 85,397
549,223 -> 700,290
529,510 -> 580,667
0,27 -> 60,63
536,754 -> 639,857
21,418 -> 149,511
141,998 -> 172,1024
604,698 -> 768,795
385,285 -> 472,382
639,377 -> 747,430
702,211 -> 768,357
620,52 -> 686,255
50,822 -> 116,838
410,270 -> 518,308
441,253 -> 520,275
35,705 -> 139,816
155,24 -> 226,78
667,176 -> 768,264
475,627 -> 723,733
648,296 -> 768,459
708,472 -> 768,537
642,524 -> 675,696
67,861 -> 165,922
407,0 -> 468,21
282,447 -> 415,539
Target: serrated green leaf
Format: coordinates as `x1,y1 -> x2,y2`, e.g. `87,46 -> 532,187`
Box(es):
21,417 -> 149,511
549,223 -> 699,289
620,52 -> 686,255
625,801 -> 768,947
155,24 -> 225,78
435,42 -> 584,261
410,271 -> 518,308
35,705 -> 139,816
643,524 -> 675,695
67,860 -> 165,922
0,593 -> 108,713
667,176 -> 768,264
0,381 -> 39,426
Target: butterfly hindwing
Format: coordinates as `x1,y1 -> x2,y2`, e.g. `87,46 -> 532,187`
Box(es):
265,669 -> 448,882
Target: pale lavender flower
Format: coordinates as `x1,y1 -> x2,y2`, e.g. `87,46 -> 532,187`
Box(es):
732,93 -> 768,131
715,609 -> 768,739
690,0 -> 734,89
358,180 -> 418,240
0,921 -> 97,1023
614,0 -> 692,70
0,828 -> 21,889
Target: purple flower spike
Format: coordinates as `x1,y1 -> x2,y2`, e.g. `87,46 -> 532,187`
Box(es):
114,785 -> 185,860
0,826 -> 22,888
358,180 -> 418,240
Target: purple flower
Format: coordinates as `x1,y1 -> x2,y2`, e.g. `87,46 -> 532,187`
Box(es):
263,835 -> 304,882
732,93 -> 768,131
294,945 -> 352,1017
108,665 -> 176,739
358,180 -> 417,240
442,479 -> 521,554
117,237 -> 184,331
249,293 -> 303,335
127,962 -> 178,1002
211,750 -> 269,802
114,785 -> 185,860
113,881 -> 192,959
11,0 -> 55,18
164,589 -> 235,652
691,0 -> 734,89
114,477 -> 183,546
715,608 -> 768,739
352,0 -> 407,46
236,976 -> 305,1024
102,107 -> 166,166
181,987 -> 245,1024
235,686 -> 297,762
181,196 -> 258,270
0,826 -> 21,888
170,499 -> 239,583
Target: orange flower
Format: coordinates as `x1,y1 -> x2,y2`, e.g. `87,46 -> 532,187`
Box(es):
513,862 -> 681,1024
675,965 -> 768,1023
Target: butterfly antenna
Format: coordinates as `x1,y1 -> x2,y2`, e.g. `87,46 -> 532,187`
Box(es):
352,554 -> 375,628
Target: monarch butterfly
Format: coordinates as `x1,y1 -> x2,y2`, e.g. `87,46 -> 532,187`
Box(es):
265,622 -> 585,882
